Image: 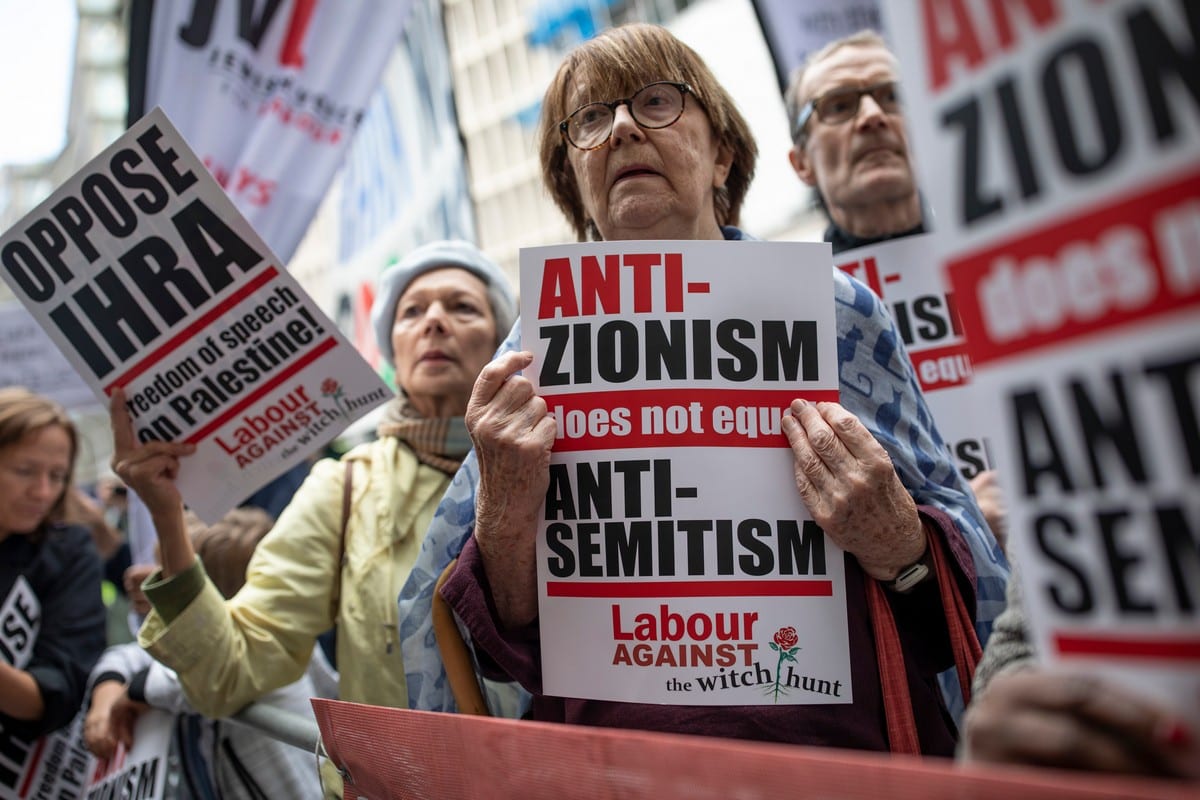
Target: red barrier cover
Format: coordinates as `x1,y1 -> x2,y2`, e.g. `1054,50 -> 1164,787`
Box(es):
311,699 -> 1195,800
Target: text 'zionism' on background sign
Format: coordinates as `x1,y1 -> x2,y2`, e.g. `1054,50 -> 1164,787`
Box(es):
521,240 -> 851,706
833,234 -> 995,485
0,107 -> 391,522
885,0 -> 1200,728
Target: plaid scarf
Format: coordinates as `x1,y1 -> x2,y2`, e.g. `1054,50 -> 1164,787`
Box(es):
375,397 -> 471,475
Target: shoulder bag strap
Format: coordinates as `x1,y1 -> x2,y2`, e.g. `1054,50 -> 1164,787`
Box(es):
330,459 -> 353,610
867,523 -> 983,755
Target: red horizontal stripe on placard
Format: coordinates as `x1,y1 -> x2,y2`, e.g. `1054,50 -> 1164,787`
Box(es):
546,579 -> 834,598
948,168 -> 1200,367
543,388 -> 840,452
105,265 -> 280,393
909,341 -> 973,392
18,735 -> 47,798
1054,632 -> 1200,661
183,336 -> 337,444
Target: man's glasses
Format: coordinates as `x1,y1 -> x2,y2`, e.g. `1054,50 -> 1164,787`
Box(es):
793,81 -> 900,140
560,81 -> 693,151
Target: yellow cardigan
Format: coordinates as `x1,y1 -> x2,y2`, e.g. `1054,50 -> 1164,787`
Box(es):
139,437 -> 450,716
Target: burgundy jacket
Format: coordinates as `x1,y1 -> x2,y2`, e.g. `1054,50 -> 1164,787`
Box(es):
441,505 -> 976,756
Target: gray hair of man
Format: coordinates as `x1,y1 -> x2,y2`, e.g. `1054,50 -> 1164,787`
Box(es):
784,29 -> 892,146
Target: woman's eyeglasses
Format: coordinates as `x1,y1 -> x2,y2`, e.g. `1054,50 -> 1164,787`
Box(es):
793,81 -> 900,141
560,81 -> 693,151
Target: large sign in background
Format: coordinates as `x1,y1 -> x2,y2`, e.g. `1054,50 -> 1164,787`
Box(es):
127,0 -> 412,265
0,302 -> 94,410
834,235 -> 994,483
886,0 -> 1200,727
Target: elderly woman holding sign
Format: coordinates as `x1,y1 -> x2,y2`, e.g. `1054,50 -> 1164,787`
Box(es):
425,24 -> 1009,755
108,242 -> 516,739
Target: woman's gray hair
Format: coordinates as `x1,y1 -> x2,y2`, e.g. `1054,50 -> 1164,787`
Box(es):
370,239 -> 517,366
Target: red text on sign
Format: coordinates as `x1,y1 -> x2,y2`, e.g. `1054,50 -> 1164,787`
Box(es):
920,0 -> 1060,91
538,252 -> 685,318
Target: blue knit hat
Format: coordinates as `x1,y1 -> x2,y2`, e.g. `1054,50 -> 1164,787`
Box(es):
371,240 -> 517,366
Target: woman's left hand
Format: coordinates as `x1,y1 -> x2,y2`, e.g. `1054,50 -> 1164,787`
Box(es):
781,399 -> 924,581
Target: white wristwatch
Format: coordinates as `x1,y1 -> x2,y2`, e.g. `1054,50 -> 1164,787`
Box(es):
886,547 -> 932,593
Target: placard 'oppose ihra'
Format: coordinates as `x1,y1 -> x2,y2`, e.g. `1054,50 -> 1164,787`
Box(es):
0,108 -> 391,521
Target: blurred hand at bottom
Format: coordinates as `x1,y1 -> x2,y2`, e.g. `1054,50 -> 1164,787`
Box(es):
963,669 -> 1199,780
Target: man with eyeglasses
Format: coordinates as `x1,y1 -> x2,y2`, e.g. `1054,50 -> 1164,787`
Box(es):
785,30 -> 922,253
785,30 -> 1008,538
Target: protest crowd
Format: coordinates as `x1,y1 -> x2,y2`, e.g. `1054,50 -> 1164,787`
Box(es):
1,2 -> 1197,799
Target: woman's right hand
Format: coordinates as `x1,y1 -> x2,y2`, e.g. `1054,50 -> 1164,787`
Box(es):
109,388 -> 195,516
109,388 -> 197,578
465,350 -> 556,627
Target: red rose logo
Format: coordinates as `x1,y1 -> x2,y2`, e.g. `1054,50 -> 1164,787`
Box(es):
321,378 -> 347,417
767,625 -> 801,702
773,627 -> 798,650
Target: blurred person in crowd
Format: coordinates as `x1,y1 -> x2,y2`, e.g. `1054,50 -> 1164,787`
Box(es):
96,476 -> 130,534
58,484 -> 136,647
60,484 -> 124,563
784,29 -> 1006,545
110,240 -> 516,796
84,507 -> 324,799
425,23 -> 1009,755
0,388 -> 106,746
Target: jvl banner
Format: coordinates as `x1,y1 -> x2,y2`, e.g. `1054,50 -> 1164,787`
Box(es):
521,240 -> 849,705
835,235 -> 994,482
0,108 -> 391,522
127,0 -> 412,263
886,0 -> 1200,727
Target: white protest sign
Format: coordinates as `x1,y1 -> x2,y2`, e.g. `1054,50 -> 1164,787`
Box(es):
0,303 -> 95,411
834,235 -> 994,481
0,577 -> 39,672
83,710 -> 172,800
0,108 -> 392,522
0,715 -> 92,800
886,0 -> 1200,725
522,240 -> 850,706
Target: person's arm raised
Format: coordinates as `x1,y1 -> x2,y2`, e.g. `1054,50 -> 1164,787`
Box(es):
108,388 -> 196,579
465,350 -> 557,629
